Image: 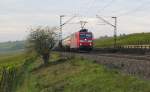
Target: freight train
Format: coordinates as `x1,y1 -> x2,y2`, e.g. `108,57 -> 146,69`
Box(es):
62,29 -> 93,51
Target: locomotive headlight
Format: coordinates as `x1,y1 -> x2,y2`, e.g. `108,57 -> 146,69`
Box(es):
80,43 -> 82,46
89,43 -> 92,46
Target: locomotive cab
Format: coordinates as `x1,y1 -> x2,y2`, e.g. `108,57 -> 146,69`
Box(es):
79,29 -> 93,51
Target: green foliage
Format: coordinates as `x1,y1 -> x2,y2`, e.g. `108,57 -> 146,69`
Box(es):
0,52 -> 150,92
26,26 -> 57,64
0,52 -> 36,92
94,33 -> 150,47
16,54 -> 150,92
27,27 -> 56,55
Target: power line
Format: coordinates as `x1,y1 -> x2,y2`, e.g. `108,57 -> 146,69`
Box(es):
98,0 -> 115,14
117,1 -> 150,17
84,0 -> 97,15
80,0 -> 98,28
96,15 -> 117,48
75,0 -> 96,16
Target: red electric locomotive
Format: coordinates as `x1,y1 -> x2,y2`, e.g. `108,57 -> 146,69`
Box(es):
62,29 -> 93,51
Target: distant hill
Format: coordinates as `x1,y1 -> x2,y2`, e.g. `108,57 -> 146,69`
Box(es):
94,32 -> 150,48
1,32 -> 150,53
0,41 -> 25,54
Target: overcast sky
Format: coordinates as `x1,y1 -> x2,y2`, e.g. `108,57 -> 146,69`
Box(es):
0,0 -> 150,42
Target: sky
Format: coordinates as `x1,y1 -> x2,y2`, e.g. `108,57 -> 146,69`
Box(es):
0,0 -> 150,42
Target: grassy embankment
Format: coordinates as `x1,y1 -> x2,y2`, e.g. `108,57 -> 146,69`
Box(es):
14,52 -> 150,92
0,52 -> 36,92
94,33 -> 150,48
0,52 -> 26,67
1,34 -> 150,91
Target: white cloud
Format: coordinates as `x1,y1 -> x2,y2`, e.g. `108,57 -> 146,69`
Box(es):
0,13 -> 59,42
0,0 -> 150,42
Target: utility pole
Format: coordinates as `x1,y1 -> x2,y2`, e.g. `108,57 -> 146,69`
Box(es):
59,15 -> 65,47
59,15 -> 64,47
112,17 -> 117,48
96,15 -> 117,48
59,15 -> 76,47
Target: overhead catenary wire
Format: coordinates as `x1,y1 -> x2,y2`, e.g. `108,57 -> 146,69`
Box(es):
116,1 -> 150,17
76,0 -> 97,23
97,0 -> 115,14
85,0 -> 97,14
74,0 -> 96,17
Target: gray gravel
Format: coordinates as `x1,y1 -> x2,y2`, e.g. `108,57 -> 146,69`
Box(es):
62,52 -> 150,79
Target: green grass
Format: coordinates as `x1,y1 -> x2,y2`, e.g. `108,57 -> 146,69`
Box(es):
0,52 -> 27,67
94,32 -> 150,47
0,53 -> 150,92
0,51 -> 33,92
0,52 -> 149,92
0,52 -> 150,92
16,53 -> 150,92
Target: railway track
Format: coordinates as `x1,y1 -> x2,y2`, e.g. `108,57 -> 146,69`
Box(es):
61,51 -> 150,79
93,47 -> 150,55
88,52 -> 150,61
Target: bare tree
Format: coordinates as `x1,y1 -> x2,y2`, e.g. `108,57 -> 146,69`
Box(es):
26,26 -> 56,65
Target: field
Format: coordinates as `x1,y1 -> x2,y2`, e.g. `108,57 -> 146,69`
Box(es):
0,52 -> 150,92
0,52 -> 35,92
94,32 -> 150,48
1,33 -> 150,91
0,41 -> 25,54
0,53 -> 26,67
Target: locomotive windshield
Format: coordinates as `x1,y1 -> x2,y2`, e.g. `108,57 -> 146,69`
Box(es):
80,33 -> 92,39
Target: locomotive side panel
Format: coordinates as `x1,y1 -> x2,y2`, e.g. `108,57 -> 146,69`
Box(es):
70,33 -> 78,49
62,37 -> 71,47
